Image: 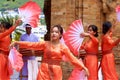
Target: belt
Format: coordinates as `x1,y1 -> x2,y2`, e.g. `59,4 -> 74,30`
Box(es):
98,50 -> 113,70
0,50 -> 9,56
86,52 -> 98,56
42,59 -> 61,65
102,50 -> 113,55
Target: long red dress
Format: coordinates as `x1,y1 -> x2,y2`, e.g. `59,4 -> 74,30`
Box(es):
80,35 -> 99,80
101,32 -> 119,80
17,41 -> 85,80
0,27 -> 16,80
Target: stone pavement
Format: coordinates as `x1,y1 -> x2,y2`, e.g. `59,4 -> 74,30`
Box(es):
10,70 -> 19,80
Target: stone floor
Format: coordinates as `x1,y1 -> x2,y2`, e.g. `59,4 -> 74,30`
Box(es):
10,70 -> 19,80
10,57 -> 42,80
10,58 -> 120,80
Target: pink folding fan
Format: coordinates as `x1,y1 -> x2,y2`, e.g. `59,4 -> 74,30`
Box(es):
116,5 -> 120,22
18,0 -> 41,28
9,47 -> 23,72
63,19 -> 84,56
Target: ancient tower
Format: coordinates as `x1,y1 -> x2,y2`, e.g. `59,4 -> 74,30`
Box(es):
44,0 -> 120,79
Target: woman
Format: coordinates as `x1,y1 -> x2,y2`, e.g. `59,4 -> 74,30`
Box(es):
0,20 -> 21,80
101,21 -> 120,80
80,25 -> 99,80
10,24 -> 89,80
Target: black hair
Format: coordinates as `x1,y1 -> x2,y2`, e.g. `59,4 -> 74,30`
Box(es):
102,21 -> 112,34
88,25 -> 98,37
51,24 -> 63,39
24,24 -> 31,27
1,21 -> 12,29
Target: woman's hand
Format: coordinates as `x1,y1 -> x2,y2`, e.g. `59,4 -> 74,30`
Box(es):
13,20 -> 22,28
83,67 -> 89,77
9,41 -> 17,49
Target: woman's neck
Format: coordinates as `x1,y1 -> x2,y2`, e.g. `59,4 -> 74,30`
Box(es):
51,40 -> 60,44
105,31 -> 111,36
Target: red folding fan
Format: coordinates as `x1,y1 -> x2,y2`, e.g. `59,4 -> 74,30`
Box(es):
116,5 -> 120,22
63,19 -> 84,56
18,0 -> 41,28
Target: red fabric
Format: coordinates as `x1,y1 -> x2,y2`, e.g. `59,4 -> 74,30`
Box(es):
68,59 -> 87,80
0,53 -> 10,80
18,1 -> 41,28
8,47 -> 23,72
17,41 -> 84,80
0,27 -> 15,51
63,19 -> 84,56
80,35 -> 99,80
0,27 -> 15,80
101,34 -> 119,80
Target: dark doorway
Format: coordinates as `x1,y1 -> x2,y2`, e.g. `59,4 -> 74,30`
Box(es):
43,0 -> 51,41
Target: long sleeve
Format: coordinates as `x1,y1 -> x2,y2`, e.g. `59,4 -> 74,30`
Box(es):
108,39 -> 120,47
112,38 -> 120,46
105,31 -> 120,47
105,36 -> 119,47
89,34 -> 98,44
17,41 -> 45,50
0,26 -> 15,39
102,35 -> 120,51
80,42 -> 85,50
61,45 -> 84,70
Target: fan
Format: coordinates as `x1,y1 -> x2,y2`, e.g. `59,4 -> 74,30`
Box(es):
18,0 -> 41,28
9,47 -> 23,72
116,5 -> 120,22
63,19 -> 84,56
68,59 -> 87,80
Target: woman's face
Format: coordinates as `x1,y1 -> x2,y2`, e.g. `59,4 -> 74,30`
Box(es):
51,27 -> 61,41
88,27 -> 96,36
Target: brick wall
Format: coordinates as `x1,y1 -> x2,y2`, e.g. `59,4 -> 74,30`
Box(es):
51,0 -> 120,79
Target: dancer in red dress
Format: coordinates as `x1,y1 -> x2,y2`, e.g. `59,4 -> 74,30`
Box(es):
10,24 -> 89,80
101,21 -> 120,80
80,25 -> 99,80
0,20 -> 21,80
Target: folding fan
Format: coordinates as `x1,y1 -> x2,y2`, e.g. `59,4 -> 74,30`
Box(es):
63,19 -> 84,56
68,59 -> 87,80
9,47 -> 23,72
18,0 -> 41,28
116,5 -> 120,22
60,29 -> 66,44
60,30 -> 69,61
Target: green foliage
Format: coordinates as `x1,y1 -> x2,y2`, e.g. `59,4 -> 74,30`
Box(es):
0,15 -> 24,41
13,31 -> 22,41
40,18 -> 46,25
0,0 -> 44,11
13,28 -> 25,41
0,15 -> 18,26
0,0 -> 45,41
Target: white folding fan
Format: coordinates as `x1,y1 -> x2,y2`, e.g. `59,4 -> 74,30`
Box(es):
18,0 -> 41,28
63,19 -> 84,56
116,5 -> 120,22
